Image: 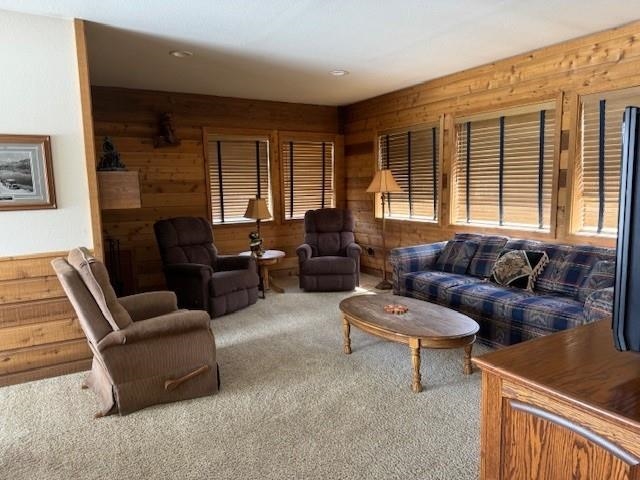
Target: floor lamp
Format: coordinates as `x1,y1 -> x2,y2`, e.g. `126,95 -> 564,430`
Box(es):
366,169 -> 403,290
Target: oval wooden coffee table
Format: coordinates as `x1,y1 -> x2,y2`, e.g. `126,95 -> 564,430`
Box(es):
339,294 -> 479,392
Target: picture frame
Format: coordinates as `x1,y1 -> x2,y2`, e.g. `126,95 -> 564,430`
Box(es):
0,134 -> 56,211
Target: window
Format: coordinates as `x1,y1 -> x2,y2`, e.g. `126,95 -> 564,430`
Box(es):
281,140 -> 334,220
453,105 -> 556,230
377,125 -> 439,221
207,136 -> 271,224
574,87 -> 640,236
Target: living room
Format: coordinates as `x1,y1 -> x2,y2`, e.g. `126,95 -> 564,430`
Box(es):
2,1 -> 640,479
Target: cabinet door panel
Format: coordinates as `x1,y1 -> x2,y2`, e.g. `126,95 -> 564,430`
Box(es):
501,399 -> 640,480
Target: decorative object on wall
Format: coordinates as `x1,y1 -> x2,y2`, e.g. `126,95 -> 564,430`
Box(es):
244,197 -> 271,257
0,134 -> 56,211
153,112 -> 181,147
97,136 -> 126,171
366,169 -> 403,289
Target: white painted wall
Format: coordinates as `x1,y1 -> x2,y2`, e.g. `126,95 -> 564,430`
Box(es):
0,10 -> 92,256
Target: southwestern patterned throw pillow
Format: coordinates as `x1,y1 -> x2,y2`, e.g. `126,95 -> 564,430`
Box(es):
577,260 -> 616,303
434,239 -> 479,275
491,249 -> 549,291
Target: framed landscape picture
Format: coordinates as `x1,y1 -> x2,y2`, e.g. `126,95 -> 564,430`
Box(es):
0,135 -> 56,211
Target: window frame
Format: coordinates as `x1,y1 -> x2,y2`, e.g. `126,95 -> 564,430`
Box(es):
278,131 -> 341,223
448,99 -> 561,238
567,86 -> 640,245
203,127 -> 277,227
373,118 -> 444,225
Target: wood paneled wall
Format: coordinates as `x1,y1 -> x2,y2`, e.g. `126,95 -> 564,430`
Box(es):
0,252 -> 91,386
92,86 -> 341,293
343,20 -> 640,276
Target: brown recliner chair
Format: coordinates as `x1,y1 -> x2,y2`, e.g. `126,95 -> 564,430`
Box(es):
52,247 -> 218,417
154,217 -> 259,318
297,208 -> 362,291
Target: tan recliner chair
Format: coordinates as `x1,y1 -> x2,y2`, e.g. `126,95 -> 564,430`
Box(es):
52,247 -> 218,417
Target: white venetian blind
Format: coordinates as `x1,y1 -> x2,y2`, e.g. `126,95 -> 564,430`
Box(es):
454,106 -> 555,230
378,125 -> 439,221
282,140 -> 334,220
577,88 -> 640,235
207,137 -> 271,224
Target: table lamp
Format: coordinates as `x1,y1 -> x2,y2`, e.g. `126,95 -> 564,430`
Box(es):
366,169 -> 403,289
244,197 -> 271,256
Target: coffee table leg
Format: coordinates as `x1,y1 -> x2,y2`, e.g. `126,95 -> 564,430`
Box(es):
342,316 -> 352,354
410,338 -> 423,393
463,343 -> 473,375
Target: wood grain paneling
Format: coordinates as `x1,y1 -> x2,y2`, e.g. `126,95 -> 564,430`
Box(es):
0,252 -> 91,387
92,86 -> 340,293
343,21 -> 640,276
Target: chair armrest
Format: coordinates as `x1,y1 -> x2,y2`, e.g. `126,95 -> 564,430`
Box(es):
96,309 -> 212,352
165,263 -> 214,281
583,286 -> 614,323
389,241 -> 447,293
118,291 -> 178,322
216,255 -> 256,273
346,243 -> 362,260
297,244 -> 312,263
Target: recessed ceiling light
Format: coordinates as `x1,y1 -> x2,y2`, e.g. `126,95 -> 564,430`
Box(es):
329,69 -> 349,77
170,50 -> 194,58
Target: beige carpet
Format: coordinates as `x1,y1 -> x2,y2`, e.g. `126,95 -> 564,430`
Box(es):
0,274 -> 488,480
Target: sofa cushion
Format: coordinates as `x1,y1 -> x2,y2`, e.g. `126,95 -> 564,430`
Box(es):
467,235 -> 509,278
300,256 -> 356,276
445,281 -> 534,318
210,269 -> 259,297
577,260 -> 616,303
491,250 -> 549,291
504,294 -> 585,332
401,271 -> 482,301
67,247 -> 132,331
434,240 -> 479,274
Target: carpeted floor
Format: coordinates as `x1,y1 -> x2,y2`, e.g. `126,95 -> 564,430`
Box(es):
0,274 -> 488,480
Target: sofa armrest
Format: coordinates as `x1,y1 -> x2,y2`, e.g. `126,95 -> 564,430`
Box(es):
97,309 -> 212,352
165,263 -> 213,281
346,242 -> 362,260
118,291 -> 178,322
216,255 -> 256,273
583,286 -> 614,323
389,241 -> 447,293
297,243 -> 312,263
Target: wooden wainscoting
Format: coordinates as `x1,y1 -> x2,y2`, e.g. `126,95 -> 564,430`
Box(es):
0,252 -> 91,387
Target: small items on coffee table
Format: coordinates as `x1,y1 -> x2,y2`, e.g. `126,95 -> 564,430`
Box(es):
383,304 -> 408,315
339,294 -> 479,392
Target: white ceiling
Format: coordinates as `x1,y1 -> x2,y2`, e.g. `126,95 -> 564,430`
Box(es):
1,1 -> 639,106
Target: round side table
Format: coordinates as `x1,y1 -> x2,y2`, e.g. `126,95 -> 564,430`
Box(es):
239,250 -> 285,297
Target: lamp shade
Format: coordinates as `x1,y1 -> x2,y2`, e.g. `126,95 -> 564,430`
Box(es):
366,169 -> 403,193
244,197 -> 272,220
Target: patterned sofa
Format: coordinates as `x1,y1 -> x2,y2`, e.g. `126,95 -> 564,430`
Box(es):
390,233 -> 615,347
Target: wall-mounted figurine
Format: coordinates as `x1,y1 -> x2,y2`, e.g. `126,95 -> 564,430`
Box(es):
154,112 -> 181,148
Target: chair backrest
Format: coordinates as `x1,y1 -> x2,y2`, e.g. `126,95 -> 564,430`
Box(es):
304,208 -> 355,257
51,257 -> 113,346
154,217 -> 218,267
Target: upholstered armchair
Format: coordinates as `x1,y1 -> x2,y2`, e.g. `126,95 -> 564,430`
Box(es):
297,208 -> 362,291
154,217 -> 259,318
52,247 -> 218,417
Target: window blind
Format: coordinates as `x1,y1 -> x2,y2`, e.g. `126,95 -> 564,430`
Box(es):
207,137 -> 271,224
454,108 -> 555,230
577,89 -> 640,235
282,141 -> 334,220
378,125 -> 439,221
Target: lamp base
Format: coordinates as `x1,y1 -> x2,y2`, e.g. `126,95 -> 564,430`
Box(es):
375,279 -> 393,290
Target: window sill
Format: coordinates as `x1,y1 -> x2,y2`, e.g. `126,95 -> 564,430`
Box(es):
564,232 -> 616,248
212,219 -> 275,229
449,222 -> 553,241
374,216 -> 439,225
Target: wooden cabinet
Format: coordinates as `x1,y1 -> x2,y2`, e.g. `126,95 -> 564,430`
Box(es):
473,320 -> 640,480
